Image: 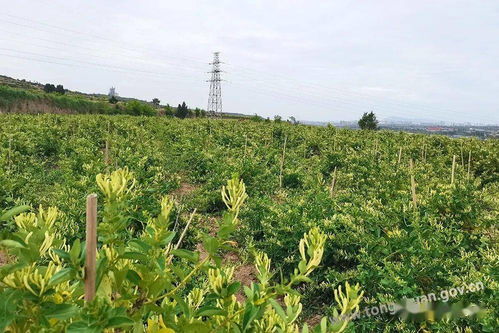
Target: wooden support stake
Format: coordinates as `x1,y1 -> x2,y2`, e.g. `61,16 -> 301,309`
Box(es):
104,140 -> 110,165
278,135 -> 287,188
451,155 -> 456,185
7,137 -> 12,169
174,209 -> 197,250
409,159 -> 418,209
243,135 -> 248,157
421,144 -> 427,162
398,147 -> 403,164
467,151 -> 472,179
460,146 -> 465,168
85,194 -> 97,302
329,167 -> 338,198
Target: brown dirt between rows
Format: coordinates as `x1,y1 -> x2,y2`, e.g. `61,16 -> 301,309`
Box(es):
0,250 -> 9,266
195,220 -> 257,303
171,183 -> 199,198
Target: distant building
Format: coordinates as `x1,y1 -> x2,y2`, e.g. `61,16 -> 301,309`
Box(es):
108,87 -> 118,98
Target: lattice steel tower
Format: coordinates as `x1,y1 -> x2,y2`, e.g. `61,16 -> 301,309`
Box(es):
207,52 -> 223,115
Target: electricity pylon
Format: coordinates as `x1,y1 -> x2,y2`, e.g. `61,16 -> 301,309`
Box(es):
207,52 -> 223,116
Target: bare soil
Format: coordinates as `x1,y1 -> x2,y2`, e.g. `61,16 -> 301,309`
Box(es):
171,182 -> 199,198
0,251 -> 9,266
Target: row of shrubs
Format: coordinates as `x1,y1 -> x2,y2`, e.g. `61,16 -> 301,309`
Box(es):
0,85 -> 212,118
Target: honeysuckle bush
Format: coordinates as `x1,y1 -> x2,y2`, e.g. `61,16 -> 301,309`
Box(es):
0,114 -> 498,331
0,170 -> 363,332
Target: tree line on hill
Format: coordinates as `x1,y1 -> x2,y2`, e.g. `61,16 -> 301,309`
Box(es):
43,83 -> 65,94
41,81 -> 207,118
40,81 -> 379,125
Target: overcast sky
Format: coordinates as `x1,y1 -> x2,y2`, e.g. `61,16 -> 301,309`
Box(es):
0,0 -> 498,124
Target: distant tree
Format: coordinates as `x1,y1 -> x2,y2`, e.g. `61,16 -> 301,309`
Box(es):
358,111 -> 379,130
152,98 -> 160,106
55,84 -> 65,94
175,102 -> 189,119
43,83 -> 56,93
164,104 -> 174,117
200,109 -> 207,117
124,100 -> 156,116
289,116 -> 299,125
194,108 -> 201,117
274,115 -> 282,123
109,95 -> 118,104
251,114 -> 263,122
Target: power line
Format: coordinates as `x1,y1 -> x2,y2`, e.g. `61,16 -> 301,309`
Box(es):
0,13 -> 491,122
0,29 -> 204,76
0,49 -> 199,83
0,12 -> 469,119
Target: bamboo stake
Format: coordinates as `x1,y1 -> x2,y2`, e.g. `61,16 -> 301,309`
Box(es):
243,135 -> 248,157
174,209 -> 197,250
397,147 -> 403,164
451,155 -> 456,185
7,137 -> 12,170
409,159 -> 418,209
329,166 -> 338,198
460,146 -> 465,168
278,135 -> 287,188
85,194 -> 97,302
467,151 -> 472,179
104,140 -> 110,165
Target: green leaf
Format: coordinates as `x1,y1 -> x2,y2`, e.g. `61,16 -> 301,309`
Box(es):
126,269 -> 141,285
69,239 -> 81,264
119,251 -> 148,261
203,236 -> 220,256
0,239 -> 25,249
243,286 -> 253,299
161,231 -> 176,245
52,249 -> 71,261
269,299 -> 287,321
241,303 -> 260,331
171,249 -> 199,263
0,205 -> 30,221
0,290 -> 23,331
48,268 -> 74,287
96,257 -> 109,289
107,316 -> 134,328
128,239 -> 153,252
195,306 -> 227,317
67,321 -> 101,333
41,302 -> 78,320
182,321 -> 212,333
226,281 -> 241,296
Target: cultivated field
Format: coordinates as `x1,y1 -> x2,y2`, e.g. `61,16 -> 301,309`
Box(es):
0,114 -> 497,332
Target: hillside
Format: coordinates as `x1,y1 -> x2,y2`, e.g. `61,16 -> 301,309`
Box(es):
0,75 -> 252,120
0,74 -> 148,103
